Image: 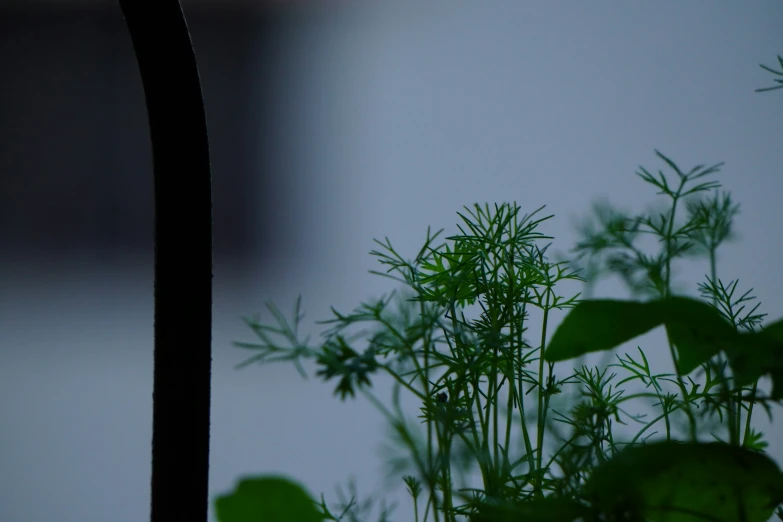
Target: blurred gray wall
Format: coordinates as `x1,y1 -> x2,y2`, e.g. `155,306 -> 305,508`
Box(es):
1,2 -> 782,521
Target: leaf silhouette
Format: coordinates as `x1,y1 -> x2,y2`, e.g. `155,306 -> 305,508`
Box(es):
583,442 -> 783,522
215,476 -> 323,522
545,297 -> 734,374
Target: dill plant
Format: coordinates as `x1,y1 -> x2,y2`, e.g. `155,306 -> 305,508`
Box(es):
230,151 -> 783,522
214,48 -> 783,522
756,54 -> 783,93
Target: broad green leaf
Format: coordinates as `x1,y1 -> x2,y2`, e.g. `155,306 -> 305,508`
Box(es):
214,475 -> 323,522
756,318 -> 783,398
544,297 -> 736,375
657,297 -> 737,374
583,442 -> 783,522
544,300 -> 663,362
725,318 -> 783,399
762,318 -> 783,341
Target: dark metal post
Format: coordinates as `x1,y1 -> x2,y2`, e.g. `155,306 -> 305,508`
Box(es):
117,2 -> 213,521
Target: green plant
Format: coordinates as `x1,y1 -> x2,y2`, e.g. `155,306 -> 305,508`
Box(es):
756,55 -> 783,93
228,150 -> 783,521
215,475 -> 323,522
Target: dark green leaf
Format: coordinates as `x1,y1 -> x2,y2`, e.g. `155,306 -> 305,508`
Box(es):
544,299 -> 664,362
545,297 -> 735,374
760,318 -> 783,342
215,476 -> 323,522
583,442 -> 783,522
658,297 -> 737,374
725,318 -> 783,398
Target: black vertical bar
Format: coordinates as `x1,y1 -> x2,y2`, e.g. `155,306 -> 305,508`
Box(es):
117,2 -> 213,522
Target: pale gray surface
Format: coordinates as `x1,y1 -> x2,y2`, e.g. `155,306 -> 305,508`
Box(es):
2,2 -> 782,521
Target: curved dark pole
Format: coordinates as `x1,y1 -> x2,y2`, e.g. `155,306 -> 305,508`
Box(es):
117,2 -> 213,521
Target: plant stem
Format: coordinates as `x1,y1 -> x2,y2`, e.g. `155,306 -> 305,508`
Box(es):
515,298 -> 537,479
535,290 -> 551,499
664,182 -> 697,440
504,249 -> 516,457
742,380 -> 759,447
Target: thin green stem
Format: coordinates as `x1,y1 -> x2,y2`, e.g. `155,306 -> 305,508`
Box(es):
491,345 -> 500,485
504,251 -> 516,456
515,299 -> 537,477
418,296 -> 435,520
535,290 -> 551,499
742,380 -> 760,447
663,182 -> 698,440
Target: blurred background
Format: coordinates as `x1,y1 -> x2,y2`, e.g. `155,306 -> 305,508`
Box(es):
1,1 -> 781,521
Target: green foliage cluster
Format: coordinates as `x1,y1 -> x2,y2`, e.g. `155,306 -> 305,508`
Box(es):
214,55 -> 783,522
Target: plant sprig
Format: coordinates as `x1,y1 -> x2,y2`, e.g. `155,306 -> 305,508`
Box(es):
233,153 -> 782,522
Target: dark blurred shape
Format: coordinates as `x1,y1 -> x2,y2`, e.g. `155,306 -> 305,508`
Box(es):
0,0 -> 301,266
